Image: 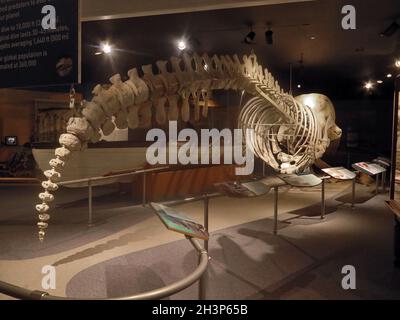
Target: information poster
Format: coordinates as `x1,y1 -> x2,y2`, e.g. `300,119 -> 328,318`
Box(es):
0,0 -> 80,88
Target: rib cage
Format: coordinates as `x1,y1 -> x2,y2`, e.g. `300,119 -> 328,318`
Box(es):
35,53 -> 326,241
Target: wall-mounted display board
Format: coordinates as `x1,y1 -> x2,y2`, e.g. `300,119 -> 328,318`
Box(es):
150,202 -> 209,241
322,167 -> 356,180
0,0 -> 80,88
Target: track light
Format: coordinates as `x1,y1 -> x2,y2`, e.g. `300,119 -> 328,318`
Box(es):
244,31 -> 256,44
265,29 -> 273,45
380,19 -> 400,37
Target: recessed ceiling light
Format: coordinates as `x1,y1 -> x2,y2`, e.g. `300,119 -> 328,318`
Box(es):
364,81 -> 373,90
101,43 -> 112,54
177,40 -> 186,51
377,80 -> 383,84
387,74 -> 393,78
310,36 -> 316,40
297,84 -> 301,88
396,59 -> 400,68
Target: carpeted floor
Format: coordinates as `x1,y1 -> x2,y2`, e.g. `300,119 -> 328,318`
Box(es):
66,193 -> 400,300
1,180 -> 399,300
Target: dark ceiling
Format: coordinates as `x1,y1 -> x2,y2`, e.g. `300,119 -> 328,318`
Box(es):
82,0 -> 400,99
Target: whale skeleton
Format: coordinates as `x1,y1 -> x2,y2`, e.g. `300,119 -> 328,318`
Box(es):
35,52 -> 342,241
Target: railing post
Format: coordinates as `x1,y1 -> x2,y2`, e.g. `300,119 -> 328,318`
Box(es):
321,178 -> 325,219
273,186 -> 278,234
88,179 -> 93,227
351,177 -> 356,209
203,195 -> 209,252
142,172 -> 147,206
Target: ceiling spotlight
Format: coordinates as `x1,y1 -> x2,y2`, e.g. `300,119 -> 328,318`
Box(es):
244,31 -> 256,44
265,29 -> 273,45
177,40 -> 186,51
364,81 -> 373,90
387,74 -> 393,78
310,36 -> 316,40
377,80 -> 383,84
102,43 -> 112,54
396,59 -> 400,68
297,84 -> 302,89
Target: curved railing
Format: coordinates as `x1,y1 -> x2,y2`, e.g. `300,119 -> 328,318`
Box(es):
0,237 -> 208,300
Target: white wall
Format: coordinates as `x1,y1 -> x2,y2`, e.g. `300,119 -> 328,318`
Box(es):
81,0 -> 315,21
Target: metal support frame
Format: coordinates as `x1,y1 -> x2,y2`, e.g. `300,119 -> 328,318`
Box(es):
0,237 -> 208,300
351,177 -> 356,209
382,171 -> 386,193
273,186 -> 278,235
142,172 -> 147,206
203,195 -> 209,252
321,178 -> 326,220
58,166 -> 168,228
88,179 -> 93,227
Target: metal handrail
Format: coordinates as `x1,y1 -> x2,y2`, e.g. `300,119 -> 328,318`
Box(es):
0,237 -> 208,300
58,166 -> 170,186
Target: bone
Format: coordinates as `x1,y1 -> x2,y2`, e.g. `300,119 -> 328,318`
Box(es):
154,97 -> 167,125
109,74 -> 135,109
101,119 -> 116,136
92,84 -> 121,117
49,158 -> 65,170
127,68 -> 149,104
181,93 -> 190,122
91,130 -> 102,143
142,64 -> 167,100
138,101 -> 152,128
127,105 -> 140,129
66,117 -> 95,142
41,180 -> 58,192
201,90 -> 211,118
167,95 -> 179,121
59,133 -> 83,151
44,169 -> 61,182
114,110 -> 129,129
156,60 -> 179,95
192,91 -> 201,121
39,192 -> 55,203
81,101 -> 107,130
35,52 -> 341,242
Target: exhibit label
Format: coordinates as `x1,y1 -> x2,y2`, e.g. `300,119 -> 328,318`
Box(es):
0,0 -> 80,88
